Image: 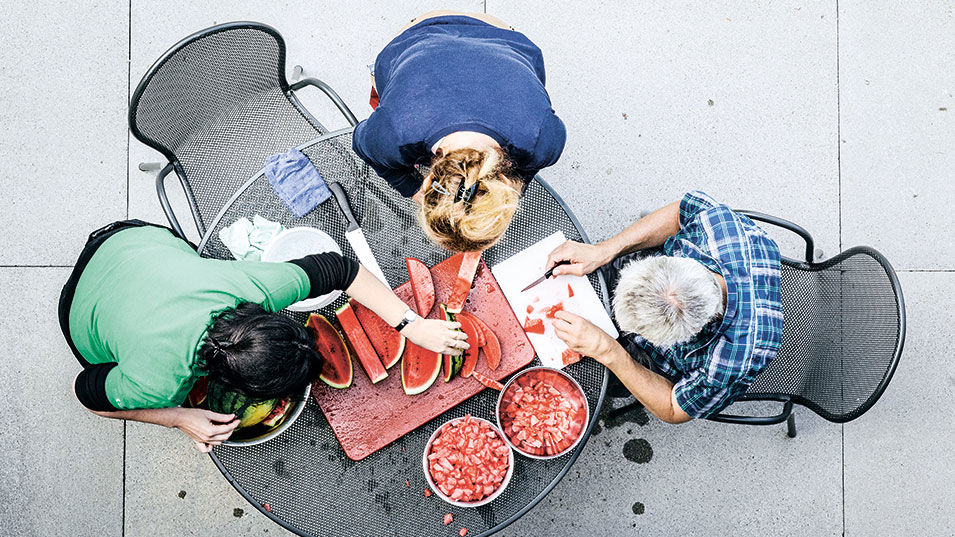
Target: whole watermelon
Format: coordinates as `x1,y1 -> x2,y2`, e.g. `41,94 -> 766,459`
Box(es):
205,381 -> 278,428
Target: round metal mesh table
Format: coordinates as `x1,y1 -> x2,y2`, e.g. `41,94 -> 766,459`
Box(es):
197,129 -> 608,537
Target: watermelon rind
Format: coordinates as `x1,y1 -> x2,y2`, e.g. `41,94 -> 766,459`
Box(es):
336,303 -> 388,384
206,381 -> 277,428
261,398 -> 291,428
445,252 -> 482,314
456,314 -> 481,378
307,314 -> 353,389
402,344 -> 442,395
440,304 -> 464,381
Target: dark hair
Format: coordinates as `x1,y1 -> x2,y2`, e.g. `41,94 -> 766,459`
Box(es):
198,302 -> 321,400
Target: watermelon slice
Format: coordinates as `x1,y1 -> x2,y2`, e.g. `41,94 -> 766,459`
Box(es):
523,317 -> 545,334
401,342 -> 442,395
307,314 -> 353,389
351,299 -> 405,369
457,312 -> 499,370
471,371 -> 505,391
336,303 -> 388,384
445,251 -> 482,314
456,313 -> 481,378
440,305 -> 464,382
406,257 -> 436,317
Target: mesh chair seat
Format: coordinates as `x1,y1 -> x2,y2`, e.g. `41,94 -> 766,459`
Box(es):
129,22 -> 343,235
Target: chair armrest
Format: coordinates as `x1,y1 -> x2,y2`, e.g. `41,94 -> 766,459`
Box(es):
735,210 -> 815,263
706,399 -> 793,425
153,162 -> 206,242
290,76 -> 358,127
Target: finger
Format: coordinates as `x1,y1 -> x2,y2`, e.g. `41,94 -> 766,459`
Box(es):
552,263 -> 586,277
211,419 -> 240,434
453,331 -> 468,340
206,439 -> 224,446
208,430 -> 235,442
452,339 -> 470,349
554,310 -> 583,323
195,441 -> 212,453
545,241 -> 572,270
205,411 -> 236,423
445,321 -> 462,330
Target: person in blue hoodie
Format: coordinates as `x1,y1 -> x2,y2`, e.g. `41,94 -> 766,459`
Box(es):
353,11 -> 566,253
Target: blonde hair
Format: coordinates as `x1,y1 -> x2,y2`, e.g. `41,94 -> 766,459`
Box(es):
418,148 -> 522,252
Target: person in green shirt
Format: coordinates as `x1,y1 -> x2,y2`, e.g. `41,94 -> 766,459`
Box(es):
60,221 -> 467,452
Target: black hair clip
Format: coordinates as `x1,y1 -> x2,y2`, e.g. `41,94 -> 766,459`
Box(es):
453,177 -> 480,211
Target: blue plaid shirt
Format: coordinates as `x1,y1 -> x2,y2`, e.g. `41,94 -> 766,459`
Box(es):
623,191 -> 783,418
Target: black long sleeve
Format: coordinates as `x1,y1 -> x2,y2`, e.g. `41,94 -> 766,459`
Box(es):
288,252 -> 360,299
74,362 -> 119,411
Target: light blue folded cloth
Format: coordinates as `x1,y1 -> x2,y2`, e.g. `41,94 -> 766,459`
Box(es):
218,214 -> 285,261
265,147 -> 331,218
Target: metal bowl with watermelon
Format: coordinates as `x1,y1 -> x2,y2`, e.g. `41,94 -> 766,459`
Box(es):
496,367 -> 589,459
423,415 -> 514,507
185,378 -> 311,447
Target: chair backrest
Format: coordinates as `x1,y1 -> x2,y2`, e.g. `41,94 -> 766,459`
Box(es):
129,22 -> 325,234
744,247 -> 905,422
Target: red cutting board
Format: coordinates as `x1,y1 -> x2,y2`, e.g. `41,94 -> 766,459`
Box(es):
311,256 -> 535,461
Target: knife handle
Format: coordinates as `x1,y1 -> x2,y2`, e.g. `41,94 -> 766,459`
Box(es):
329,182 -> 359,232
544,260 -> 570,279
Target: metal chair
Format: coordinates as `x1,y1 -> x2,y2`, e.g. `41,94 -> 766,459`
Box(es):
129,21 -> 357,240
611,212 -> 906,437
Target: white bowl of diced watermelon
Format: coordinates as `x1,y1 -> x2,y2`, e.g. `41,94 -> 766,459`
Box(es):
496,367 -> 590,459
423,415 -> 514,507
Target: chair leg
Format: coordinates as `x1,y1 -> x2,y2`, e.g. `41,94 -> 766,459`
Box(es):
786,411 -> 797,438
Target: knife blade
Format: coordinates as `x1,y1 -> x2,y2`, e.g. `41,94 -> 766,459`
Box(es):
329,182 -> 389,286
520,260 -> 570,293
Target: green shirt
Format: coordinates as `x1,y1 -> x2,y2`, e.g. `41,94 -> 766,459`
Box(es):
69,226 -> 310,410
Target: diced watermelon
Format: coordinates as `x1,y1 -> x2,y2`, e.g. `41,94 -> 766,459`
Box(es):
406,257 -> 436,317
500,378 -> 581,456
443,513 -> 453,525
543,303 -> 564,319
424,488 -> 432,497
562,348 -> 582,365
460,529 -> 468,536
350,299 -> 405,369
427,417 -> 509,503
567,284 -> 574,298
445,251 -> 482,314
335,304 -> 387,384
523,317 -> 545,334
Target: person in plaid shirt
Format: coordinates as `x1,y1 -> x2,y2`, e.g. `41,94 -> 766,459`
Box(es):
546,191 -> 783,423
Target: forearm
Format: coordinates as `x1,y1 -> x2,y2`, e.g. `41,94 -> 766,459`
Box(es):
602,344 -> 691,424
597,201 -> 681,261
90,406 -> 182,428
346,265 -> 410,327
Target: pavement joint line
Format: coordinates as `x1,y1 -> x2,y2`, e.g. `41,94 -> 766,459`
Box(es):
0,265 -> 74,268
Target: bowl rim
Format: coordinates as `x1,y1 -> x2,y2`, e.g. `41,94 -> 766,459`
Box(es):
422,415 -> 515,508
221,382 -> 312,447
495,366 -> 590,460
261,227 -> 343,311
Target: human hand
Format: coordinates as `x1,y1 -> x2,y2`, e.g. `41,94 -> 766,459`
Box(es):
173,407 -> 240,453
545,240 -> 613,277
401,318 -> 470,355
552,311 -> 619,365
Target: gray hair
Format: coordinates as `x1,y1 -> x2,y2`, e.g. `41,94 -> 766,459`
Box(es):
612,256 -> 724,348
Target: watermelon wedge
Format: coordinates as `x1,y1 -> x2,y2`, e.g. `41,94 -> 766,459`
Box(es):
351,299 -> 405,369
523,317 -> 545,334
262,398 -> 291,427
456,313 -> 481,378
402,342 -> 442,395
406,257 -> 436,317
459,312 -> 501,370
440,305 -> 463,382
307,314 -> 353,389
336,303 -> 388,384
445,251 -> 482,314
471,371 -> 505,391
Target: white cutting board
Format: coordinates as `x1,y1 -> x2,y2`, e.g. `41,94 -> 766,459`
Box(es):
491,231 -> 618,369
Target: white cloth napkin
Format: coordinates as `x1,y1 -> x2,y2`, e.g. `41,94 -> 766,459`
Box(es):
218,214 -> 285,261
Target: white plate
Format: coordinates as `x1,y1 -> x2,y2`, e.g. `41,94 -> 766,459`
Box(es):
261,227 -> 343,311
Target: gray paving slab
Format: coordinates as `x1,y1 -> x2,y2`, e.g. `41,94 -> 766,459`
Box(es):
844,272 -> 955,536
487,1 -> 840,261
840,4 -> 955,270
124,422 -> 294,537
0,268 -> 124,537
498,400 -> 842,537
127,0 -> 483,241
0,2 -> 129,265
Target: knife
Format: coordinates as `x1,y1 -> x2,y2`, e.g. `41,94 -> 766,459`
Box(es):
328,182 -> 389,286
520,260 -> 570,293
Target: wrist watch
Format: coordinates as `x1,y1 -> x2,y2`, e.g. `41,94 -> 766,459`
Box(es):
393,308 -> 420,332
